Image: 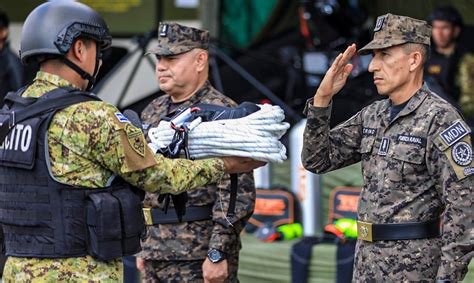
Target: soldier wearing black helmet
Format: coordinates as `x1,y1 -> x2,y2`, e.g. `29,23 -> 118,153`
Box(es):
0,2 -> 264,281
424,6 -> 470,104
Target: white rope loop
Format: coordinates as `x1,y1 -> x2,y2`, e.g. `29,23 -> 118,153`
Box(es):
148,104 -> 290,163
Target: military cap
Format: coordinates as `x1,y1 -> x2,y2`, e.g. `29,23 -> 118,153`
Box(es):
358,13 -> 432,55
147,22 -> 209,56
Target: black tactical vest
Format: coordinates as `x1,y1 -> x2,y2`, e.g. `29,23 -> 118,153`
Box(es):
0,87 -> 145,261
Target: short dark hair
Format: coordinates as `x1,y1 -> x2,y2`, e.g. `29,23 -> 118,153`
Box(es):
0,10 -> 9,28
428,6 -> 463,28
77,36 -> 95,47
402,43 -> 430,65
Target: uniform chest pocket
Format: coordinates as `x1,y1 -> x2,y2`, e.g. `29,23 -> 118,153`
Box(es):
389,143 -> 427,183
391,143 -> 426,164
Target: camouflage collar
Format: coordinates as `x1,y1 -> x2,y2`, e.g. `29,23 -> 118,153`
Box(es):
34,71 -> 79,89
186,80 -> 212,105
396,84 -> 430,118
378,84 -> 430,126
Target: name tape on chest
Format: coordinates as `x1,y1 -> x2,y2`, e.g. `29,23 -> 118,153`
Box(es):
397,134 -> 426,146
439,121 -> 469,147
363,127 -> 377,136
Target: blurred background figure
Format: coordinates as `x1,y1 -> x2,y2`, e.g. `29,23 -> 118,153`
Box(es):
424,6 -> 468,105
0,10 -> 22,107
458,53 -> 474,135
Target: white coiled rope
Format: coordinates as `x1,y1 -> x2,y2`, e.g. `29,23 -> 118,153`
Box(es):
148,104 -> 290,163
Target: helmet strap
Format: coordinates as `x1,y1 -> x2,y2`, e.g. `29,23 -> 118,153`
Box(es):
61,46 -> 101,91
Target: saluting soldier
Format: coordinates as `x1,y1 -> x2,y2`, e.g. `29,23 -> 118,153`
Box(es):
302,14 -> 473,282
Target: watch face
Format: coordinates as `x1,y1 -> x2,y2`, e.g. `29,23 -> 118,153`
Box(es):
208,249 -> 222,263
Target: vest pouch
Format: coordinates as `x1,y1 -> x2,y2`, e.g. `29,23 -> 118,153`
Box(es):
86,192 -> 123,261
111,188 -> 145,256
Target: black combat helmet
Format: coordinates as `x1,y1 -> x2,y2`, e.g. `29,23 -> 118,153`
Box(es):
20,1 -> 111,64
20,1 -> 111,90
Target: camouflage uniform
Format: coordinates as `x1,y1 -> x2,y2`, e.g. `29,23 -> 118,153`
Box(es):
458,53 -> 474,120
138,23 -> 255,283
302,14 -> 473,282
2,71 -> 225,282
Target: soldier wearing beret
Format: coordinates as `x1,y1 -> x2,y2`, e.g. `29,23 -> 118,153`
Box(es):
136,23 -> 256,283
0,3 -> 263,281
302,14 -> 473,282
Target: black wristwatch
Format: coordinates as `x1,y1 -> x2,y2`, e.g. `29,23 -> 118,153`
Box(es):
207,248 -> 225,263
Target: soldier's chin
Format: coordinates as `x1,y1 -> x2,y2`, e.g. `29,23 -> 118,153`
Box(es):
375,86 -> 389,96
158,82 -> 172,92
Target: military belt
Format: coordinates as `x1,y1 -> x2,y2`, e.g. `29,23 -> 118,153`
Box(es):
357,218 -> 440,242
143,205 -> 213,225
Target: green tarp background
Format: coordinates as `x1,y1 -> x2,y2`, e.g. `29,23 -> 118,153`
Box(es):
239,234 -> 336,283
239,234 -> 474,282
220,0 -> 279,48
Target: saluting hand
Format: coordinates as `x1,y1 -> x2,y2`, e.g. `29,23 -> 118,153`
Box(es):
313,43 -> 357,107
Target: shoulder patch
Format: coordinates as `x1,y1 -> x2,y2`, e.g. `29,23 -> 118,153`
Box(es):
451,142 -> 472,166
125,123 -> 145,157
115,112 -> 130,123
439,120 -> 470,147
442,136 -> 473,181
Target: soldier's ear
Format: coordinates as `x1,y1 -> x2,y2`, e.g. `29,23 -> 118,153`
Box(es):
409,51 -> 423,72
68,39 -> 87,64
195,49 -> 208,72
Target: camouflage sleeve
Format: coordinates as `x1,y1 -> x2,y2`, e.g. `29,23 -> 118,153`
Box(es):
124,156 -> 225,194
208,172 -> 255,254
427,114 -> 473,281
302,98 -> 364,173
84,102 -> 225,194
458,53 -> 474,120
140,102 -> 156,122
